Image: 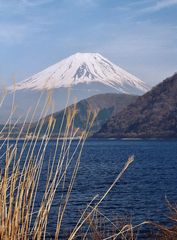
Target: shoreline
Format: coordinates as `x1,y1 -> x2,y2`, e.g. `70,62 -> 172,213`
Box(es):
0,137 -> 177,141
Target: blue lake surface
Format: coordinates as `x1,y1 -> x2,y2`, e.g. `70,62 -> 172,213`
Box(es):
0,139 -> 177,238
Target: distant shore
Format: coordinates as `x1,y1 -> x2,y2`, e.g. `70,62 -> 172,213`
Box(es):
0,137 -> 177,141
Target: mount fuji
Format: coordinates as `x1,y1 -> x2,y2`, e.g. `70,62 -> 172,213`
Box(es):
1,53 -> 150,123
13,52 -> 149,94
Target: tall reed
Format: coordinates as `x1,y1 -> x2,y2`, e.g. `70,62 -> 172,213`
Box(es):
0,89 -> 135,239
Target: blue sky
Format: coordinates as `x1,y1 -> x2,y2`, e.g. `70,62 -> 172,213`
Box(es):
0,0 -> 177,87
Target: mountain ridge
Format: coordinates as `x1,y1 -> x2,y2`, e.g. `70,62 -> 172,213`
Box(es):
95,73 -> 177,138
30,93 -> 138,137
0,93 -> 138,138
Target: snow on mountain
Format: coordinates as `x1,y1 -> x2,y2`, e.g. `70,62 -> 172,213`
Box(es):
13,53 -> 150,94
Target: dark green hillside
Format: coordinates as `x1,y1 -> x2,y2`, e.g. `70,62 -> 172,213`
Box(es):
95,73 -> 177,138
33,93 -> 137,137
0,93 -> 137,138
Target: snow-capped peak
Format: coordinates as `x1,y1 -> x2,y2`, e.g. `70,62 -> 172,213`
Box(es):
12,52 -> 150,94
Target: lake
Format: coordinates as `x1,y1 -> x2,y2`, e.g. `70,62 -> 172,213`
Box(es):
0,139 -> 177,239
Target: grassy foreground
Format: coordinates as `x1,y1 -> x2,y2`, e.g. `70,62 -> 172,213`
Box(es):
0,90 -> 177,239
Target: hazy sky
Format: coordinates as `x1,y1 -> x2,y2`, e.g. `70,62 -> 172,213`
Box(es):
0,0 -> 177,87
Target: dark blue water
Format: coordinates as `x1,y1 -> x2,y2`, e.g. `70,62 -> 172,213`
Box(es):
1,139 -> 177,238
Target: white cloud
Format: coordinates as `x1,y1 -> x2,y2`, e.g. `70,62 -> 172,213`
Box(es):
0,23 -> 27,43
144,0 -> 177,12
0,18 -> 51,44
64,0 -> 98,7
21,0 -> 54,7
0,0 -> 54,14
0,0 -> 56,44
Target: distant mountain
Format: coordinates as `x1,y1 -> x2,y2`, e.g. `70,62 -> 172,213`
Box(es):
95,73 -> 177,138
0,93 -> 138,138
12,53 -> 149,94
31,93 -> 138,137
0,53 -> 149,123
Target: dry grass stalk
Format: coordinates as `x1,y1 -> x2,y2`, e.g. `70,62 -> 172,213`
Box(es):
0,88 -> 96,239
149,200 -> 177,240
0,88 -> 137,239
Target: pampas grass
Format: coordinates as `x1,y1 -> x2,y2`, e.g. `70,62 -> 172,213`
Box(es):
149,200 -> 177,240
0,88 -> 137,239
